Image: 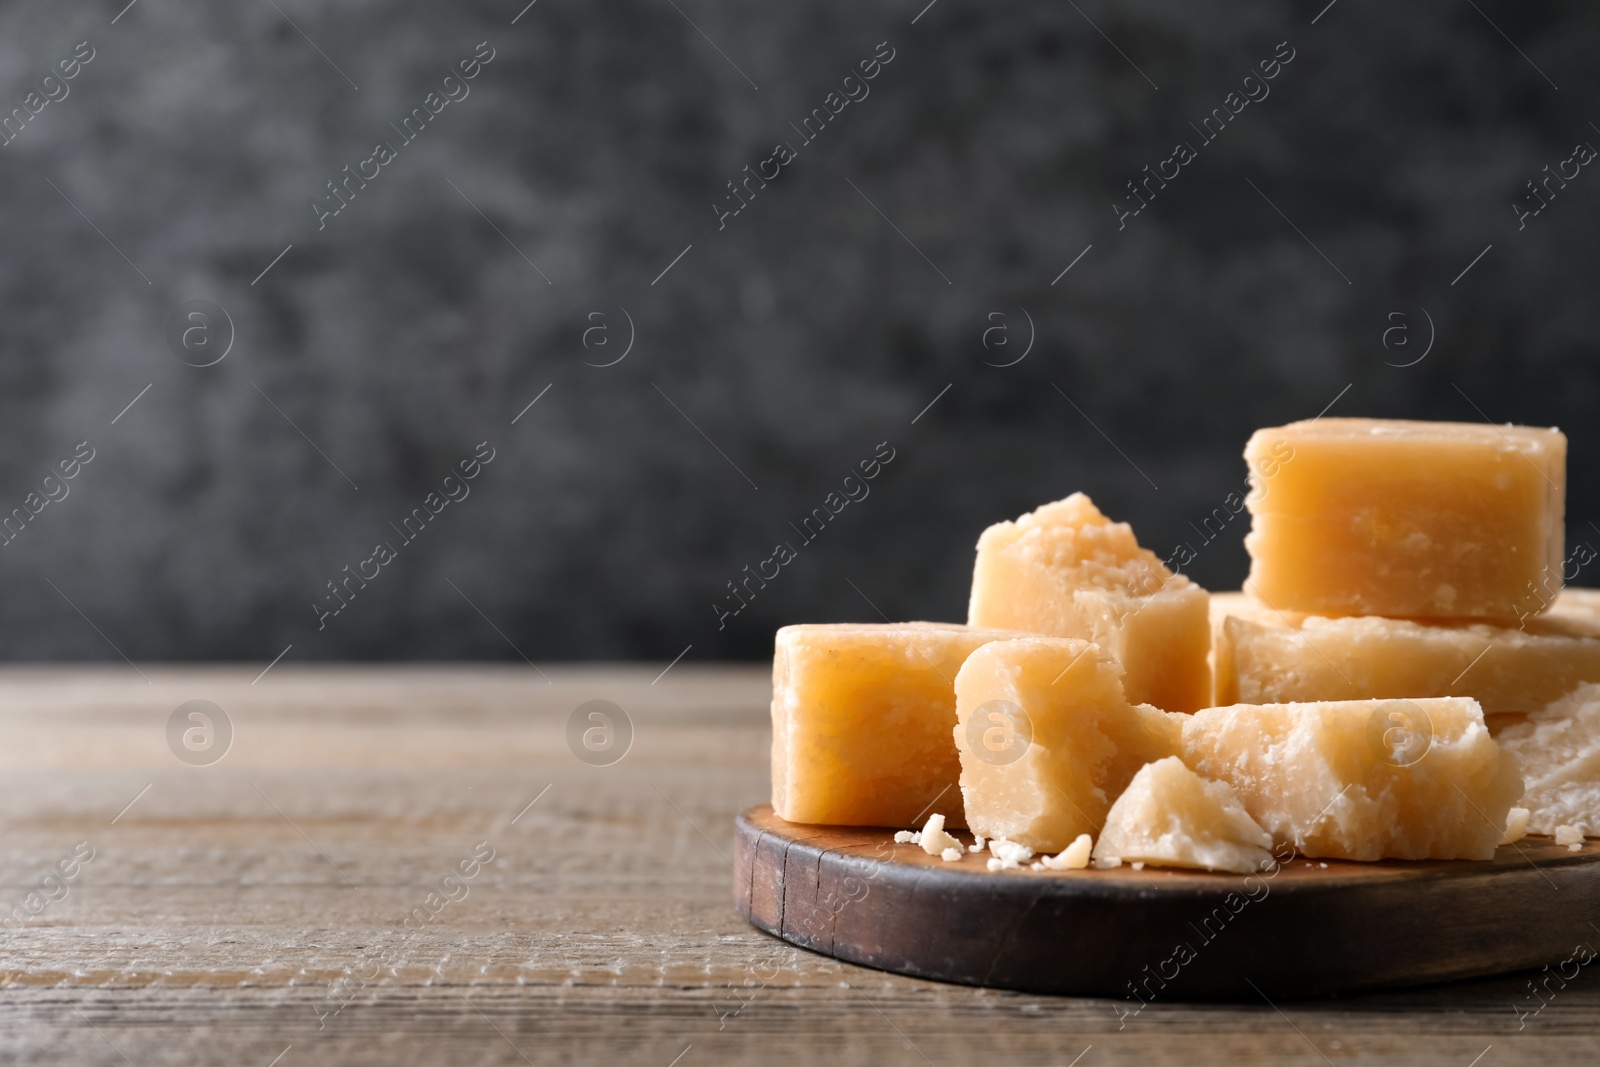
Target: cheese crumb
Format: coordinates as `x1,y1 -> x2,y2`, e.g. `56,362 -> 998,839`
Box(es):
1501,807 -> 1531,845
1092,855 -> 1123,869
1131,861 -> 1145,871
1556,824 -> 1585,851
1040,833 -> 1094,870
940,847 -> 963,862
969,834 -> 987,853
893,831 -> 916,844
919,813 -> 962,856
1029,862 -> 1044,871
985,839 -> 1035,871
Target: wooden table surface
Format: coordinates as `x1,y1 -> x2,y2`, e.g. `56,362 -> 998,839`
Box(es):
0,665 -> 1592,1066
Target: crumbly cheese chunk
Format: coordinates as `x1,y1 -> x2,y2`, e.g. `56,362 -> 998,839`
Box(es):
985,839 -> 1035,872
1242,418 -> 1566,618
771,622 -> 1030,827
1556,825 -> 1585,850
1496,682 -> 1600,836
1040,834 -> 1094,871
918,813 -> 961,855
1502,807 -> 1531,844
954,637 -> 1179,853
1212,589 -> 1600,713
1181,697 -> 1523,861
1091,756 -> 1273,874
968,493 -> 1211,712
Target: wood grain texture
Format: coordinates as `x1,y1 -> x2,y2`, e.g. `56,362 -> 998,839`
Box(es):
0,665 -> 1595,1066
736,806 -> 1600,999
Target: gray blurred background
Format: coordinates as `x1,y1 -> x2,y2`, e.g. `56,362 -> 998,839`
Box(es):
0,0 -> 1594,665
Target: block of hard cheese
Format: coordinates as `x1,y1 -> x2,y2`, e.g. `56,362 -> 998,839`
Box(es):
1497,682 -> 1600,836
967,492 -> 1210,712
952,637 -> 1178,853
1181,697 -> 1522,860
1092,756 -> 1273,874
1212,588 -> 1600,713
771,622 -> 1028,827
1243,418 -> 1566,618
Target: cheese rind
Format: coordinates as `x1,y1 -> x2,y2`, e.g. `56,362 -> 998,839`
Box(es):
771,622 -> 1030,827
1497,682 -> 1600,836
953,637 -> 1179,853
1212,588 -> 1600,713
1243,418 -> 1566,619
1180,697 -> 1522,861
1091,756 -> 1273,874
967,493 -> 1210,712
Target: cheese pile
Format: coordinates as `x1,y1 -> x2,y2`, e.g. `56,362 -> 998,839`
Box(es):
769,417 -> 1595,874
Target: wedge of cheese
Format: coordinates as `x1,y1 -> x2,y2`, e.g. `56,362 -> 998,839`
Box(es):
1212,589 -> 1600,714
1497,682 -> 1600,837
1180,697 -> 1522,860
1091,756 -> 1274,874
952,637 -> 1179,853
1243,418 -> 1566,619
967,493 -> 1210,712
771,622 -> 1029,827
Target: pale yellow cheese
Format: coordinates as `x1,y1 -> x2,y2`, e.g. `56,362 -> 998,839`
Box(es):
967,493 -> 1210,712
1497,682 -> 1600,837
1181,697 -> 1522,860
952,637 -> 1179,853
1212,589 -> 1600,713
916,812 -> 962,855
1091,756 -> 1273,874
771,622 -> 1029,827
1243,418 -> 1566,619
1040,833 -> 1093,870
1502,807 -> 1531,844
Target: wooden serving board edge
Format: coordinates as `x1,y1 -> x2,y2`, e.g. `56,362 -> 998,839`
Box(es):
733,805 -> 1600,1000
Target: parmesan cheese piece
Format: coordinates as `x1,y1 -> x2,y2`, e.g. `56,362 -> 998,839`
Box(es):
967,493 -> 1211,712
986,839 -> 1035,871
771,622 -> 1030,827
1496,682 -> 1600,836
1181,697 -> 1523,861
1556,825 -> 1584,850
953,637 -> 1180,853
918,813 -> 961,855
1502,807 -> 1531,844
1091,756 -> 1273,874
1243,418 -> 1566,619
1211,589 -> 1600,712
1040,833 -> 1093,870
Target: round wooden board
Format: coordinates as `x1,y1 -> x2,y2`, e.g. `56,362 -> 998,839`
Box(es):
734,805 -> 1600,1000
